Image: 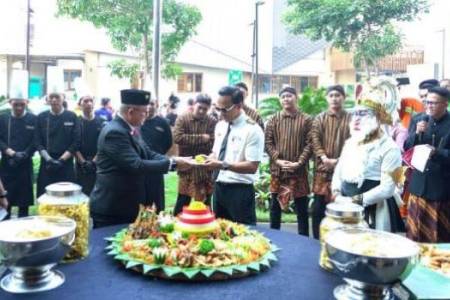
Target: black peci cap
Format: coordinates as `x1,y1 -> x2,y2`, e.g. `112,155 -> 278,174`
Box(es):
120,89 -> 151,106
279,86 -> 297,97
326,85 -> 345,97
419,79 -> 439,90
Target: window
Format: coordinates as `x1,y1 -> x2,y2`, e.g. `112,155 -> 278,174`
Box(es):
177,73 -> 202,93
64,70 -> 82,91
259,75 -> 271,94
257,75 -> 318,94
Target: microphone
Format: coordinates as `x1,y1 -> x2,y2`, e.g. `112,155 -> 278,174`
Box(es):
419,114 -> 429,143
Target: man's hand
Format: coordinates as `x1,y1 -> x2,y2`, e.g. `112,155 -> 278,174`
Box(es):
0,197 -> 8,209
46,159 -> 64,172
5,148 -> 15,157
203,158 -> 223,170
173,157 -> 194,171
14,152 -> 28,164
201,134 -> 211,143
281,161 -> 301,172
81,160 -> 96,174
322,157 -> 338,170
416,120 -> 428,134
275,159 -> 290,168
7,157 -> 18,168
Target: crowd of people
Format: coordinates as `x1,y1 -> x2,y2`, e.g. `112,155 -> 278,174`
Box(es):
0,77 -> 449,244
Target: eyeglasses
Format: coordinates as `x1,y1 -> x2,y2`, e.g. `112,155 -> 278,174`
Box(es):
423,100 -> 445,106
351,110 -> 375,117
214,104 -> 235,113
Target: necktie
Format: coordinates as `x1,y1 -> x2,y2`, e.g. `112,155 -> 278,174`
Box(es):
218,123 -> 232,161
214,123 -> 231,180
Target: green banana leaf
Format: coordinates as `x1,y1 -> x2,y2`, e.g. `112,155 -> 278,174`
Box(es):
105,229 -> 279,280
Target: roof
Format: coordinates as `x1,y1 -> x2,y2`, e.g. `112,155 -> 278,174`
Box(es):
271,0 -> 328,73
272,36 -> 328,72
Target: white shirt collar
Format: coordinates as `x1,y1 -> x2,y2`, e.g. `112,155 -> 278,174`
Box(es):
118,113 -> 136,131
230,111 -> 246,126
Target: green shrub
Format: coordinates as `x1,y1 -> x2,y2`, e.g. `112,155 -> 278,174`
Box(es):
258,87 -> 329,120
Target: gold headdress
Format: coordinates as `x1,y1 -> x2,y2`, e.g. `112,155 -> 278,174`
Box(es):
355,76 -> 400,125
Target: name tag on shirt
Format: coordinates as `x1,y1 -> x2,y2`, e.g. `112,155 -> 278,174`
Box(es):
155,126 -> 164,132
231,136 -> 242,143
64,122 -> 74,126
26,125 -> 34,130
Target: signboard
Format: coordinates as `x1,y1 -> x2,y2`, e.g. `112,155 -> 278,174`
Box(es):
228,70 -> 243,85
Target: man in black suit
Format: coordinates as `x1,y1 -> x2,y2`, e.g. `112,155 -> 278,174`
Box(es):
90,89 -> 192,228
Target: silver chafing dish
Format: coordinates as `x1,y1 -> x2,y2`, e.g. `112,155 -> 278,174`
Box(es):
325,227 -> 419,300
0,215 -> 76,293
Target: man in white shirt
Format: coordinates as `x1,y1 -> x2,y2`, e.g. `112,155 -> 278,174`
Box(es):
202,86 -> 264,225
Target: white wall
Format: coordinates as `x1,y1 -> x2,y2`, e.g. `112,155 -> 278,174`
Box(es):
405,63 -> 439,97
400,0 -> 450,80
0,56 -> 7,97
94,53 -> 139,108
159,65 -> 229,109
177,0 -> 255,71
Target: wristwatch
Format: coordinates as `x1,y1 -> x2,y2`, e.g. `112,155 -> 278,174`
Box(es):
169,159 -> 177,171
221,161 -> 230,171
0,190 -> 7,198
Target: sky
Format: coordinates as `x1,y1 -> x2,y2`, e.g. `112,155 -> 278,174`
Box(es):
1,0 -> 447,54
399,0 -> 449,47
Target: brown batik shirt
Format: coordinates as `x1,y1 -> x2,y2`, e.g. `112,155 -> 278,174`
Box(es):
173,112 -> 217,198
310,110 -> 351,182
265,110 -> 312,179
243,104 -> 264,129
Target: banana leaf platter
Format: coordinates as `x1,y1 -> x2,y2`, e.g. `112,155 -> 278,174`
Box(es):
105,228 -> 280,281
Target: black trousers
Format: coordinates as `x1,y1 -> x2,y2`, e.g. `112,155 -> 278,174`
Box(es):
213,182 -> 256,225
311,194 -> 327,239
75,163 -> 96,196
146,174 -> 165,213
270,193 -> 309,236
173,194 -> 211,216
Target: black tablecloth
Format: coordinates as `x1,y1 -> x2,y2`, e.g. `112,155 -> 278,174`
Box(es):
0,225 -> 343,300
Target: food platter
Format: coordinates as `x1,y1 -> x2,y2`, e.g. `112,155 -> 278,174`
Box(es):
401,244 -> 450,299
419,244 -> 450,278
105,204 -> 279,281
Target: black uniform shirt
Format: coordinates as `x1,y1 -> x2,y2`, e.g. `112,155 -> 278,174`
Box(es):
80,116 -> 104,159
36,110 -> 80,156
0,112 -> 36,156
141,116 -> 172,154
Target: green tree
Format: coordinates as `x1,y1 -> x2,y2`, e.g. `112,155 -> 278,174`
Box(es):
57,0 -> 201,82
284,0 -> 428,77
